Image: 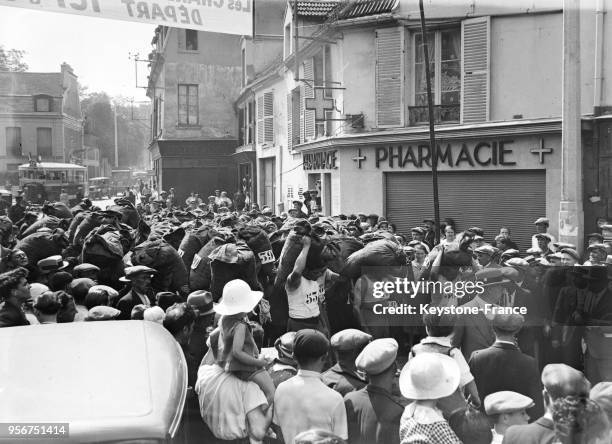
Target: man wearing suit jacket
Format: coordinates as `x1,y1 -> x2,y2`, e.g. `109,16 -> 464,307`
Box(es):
469,312 -> 543,420
502,363 -> 590,444
582,266 -> 612,384
452,268 -> 507,360
116,265 -> 157,320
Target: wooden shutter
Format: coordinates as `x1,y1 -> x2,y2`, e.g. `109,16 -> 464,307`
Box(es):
287,93 -> 292,150
302,59 -> 315,141
375,27 -> 404,128
385,170 -> 545,251
461,17 -> 490,123
264,92 -> 274,143
292,87 -> 301,146
256,96 -> 264,144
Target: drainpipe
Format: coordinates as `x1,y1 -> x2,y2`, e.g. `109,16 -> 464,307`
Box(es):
594,0 -> 605,114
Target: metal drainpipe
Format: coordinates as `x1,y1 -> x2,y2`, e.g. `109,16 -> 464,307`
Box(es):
594,0 -> 605,113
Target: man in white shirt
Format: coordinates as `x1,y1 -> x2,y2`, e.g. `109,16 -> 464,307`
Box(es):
273,329 -> 348,443
531,217 -> 556,252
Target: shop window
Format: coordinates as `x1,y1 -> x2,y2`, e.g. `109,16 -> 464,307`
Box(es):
178,84 -> 198,126
412,28 -> 461,124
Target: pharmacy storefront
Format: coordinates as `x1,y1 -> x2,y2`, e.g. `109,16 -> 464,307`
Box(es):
299,121 -> 562,248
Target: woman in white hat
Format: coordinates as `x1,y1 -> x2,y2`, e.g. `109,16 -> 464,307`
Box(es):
399,353 -> 462,444
215,279 -> 276,404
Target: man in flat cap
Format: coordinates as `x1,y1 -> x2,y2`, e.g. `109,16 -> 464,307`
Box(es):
422,218 -> 436,247
72,263 -> 100,282
531,217 -> 556,252
291,200 -> 308,219
503,363 -> 590,444
587,232 -> 604,246
469,312 -> 543,420
484,391 -> 534,444
584,243 -> 607,266
273,329 -> 347,444
475,245 -> 501,270
344,338 -> 405,444
322,329 -> 371,396
534,233 -> 554,257
115,265 -> 157,320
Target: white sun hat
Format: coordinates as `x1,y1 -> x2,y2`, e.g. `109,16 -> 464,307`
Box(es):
399,353 -> 461,400
214,279 -> 263,316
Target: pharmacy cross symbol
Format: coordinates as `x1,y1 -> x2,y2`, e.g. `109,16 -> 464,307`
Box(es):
530,138 -> 553,164
305,88 -> 335,121
353,149 -> 366,168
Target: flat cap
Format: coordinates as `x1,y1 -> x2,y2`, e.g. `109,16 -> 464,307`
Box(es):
68,278 -> 96,300
261,207 -> 273,215
492,312 -> 524,332
29,283 -> 50,299
293,329 -> 329,360
500,249 -> 520,258
504,257 -> 530,268
587,243 -> 608,253
468,227 -> 484,236
553,241 -> 576,250
143,306 -> 165,324
535,233 -> 552,241
534,217 -> 550,225
560,248 -> 581,261
526,247 -> 543,255
541,363 -> 590,399
474,245 -> 496,256
330,329 -> 372,351
73,263 -> 100,274
86,305 -> 121,321
355,338 -> 398,375
119,265 -> 157,282
484,391 -> 535,415
411,227 -> 425,234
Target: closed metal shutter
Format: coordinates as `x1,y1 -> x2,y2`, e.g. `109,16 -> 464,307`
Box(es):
385,170 -> 546,251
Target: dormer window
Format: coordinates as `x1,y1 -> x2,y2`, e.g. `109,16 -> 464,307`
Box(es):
34,95 -> 52,112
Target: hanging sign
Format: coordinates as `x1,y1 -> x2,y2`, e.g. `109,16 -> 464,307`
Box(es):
0,0 -> 253,36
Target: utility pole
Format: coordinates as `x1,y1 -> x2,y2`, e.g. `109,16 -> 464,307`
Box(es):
559,0 -> 584,252
114,105 -> 119,168
419,0 -> 441,244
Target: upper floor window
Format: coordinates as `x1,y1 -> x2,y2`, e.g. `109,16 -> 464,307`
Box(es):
178,84 -> 198,126
34,95 -> 52,112
36,127 -> 52,157
179,29 -> 198,51
5,127 -> 21,158
412,29 -> 461,124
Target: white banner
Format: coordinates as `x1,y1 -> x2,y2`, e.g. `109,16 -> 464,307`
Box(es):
0,0 -> 253,36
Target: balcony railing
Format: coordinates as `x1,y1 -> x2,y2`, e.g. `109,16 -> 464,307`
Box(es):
408,105 -> 460,125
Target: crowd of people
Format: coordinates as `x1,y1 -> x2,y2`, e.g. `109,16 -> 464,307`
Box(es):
0,186 -> 611,444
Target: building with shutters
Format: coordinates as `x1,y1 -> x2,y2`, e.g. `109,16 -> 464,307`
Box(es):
0,63 -> 83,185
240,0 -> 612,249
147,26 -> 242,203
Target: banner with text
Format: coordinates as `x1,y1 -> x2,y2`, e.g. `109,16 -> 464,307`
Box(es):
0,0 -> 252,35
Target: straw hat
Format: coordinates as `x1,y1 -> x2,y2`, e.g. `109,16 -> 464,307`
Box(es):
399,353 -> 460,400
214,279 -> 263,316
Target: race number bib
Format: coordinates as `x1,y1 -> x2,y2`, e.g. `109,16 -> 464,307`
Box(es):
191,254 -> 202,270
258,250 -> 275,264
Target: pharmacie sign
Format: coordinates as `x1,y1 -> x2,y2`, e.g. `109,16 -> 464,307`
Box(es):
373,138 -> 553,169
303,150 -> 338,170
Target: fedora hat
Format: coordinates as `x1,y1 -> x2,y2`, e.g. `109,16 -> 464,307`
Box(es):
214,279 -> 263,316
399,353 -> 460,400
187,290 -> 215,316
37,255 -> 69,274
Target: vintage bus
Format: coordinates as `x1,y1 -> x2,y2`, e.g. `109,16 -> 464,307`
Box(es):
18,162 -> 88,205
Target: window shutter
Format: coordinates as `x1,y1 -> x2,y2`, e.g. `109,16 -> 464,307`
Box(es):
264,92 -> 274,143
257,96 -> 264,144
292,87 -> 301,146
287,93 -> 292,150
461,16 -> 490,123
375,27 -> 404,128
302,59 -> 315,141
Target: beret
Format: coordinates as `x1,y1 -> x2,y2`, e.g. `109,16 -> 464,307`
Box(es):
293,329 -> 329,360
355,338 -> 398,375
484,391 -> 534,415
474,245 -> 495,256
330,329 -> 372,351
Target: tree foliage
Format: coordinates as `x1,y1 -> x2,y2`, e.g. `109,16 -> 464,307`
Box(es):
0,45 -> 28,72
81,91 -> 150,169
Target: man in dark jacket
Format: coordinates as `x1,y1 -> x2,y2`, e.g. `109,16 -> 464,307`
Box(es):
0,267 -> 31,328
469,312 -> 543,420
322,329 -> 371,396
7,194 -> 26,224
502,363 -> 590,444
186,290 -> 217,366
115,265 -> 157,320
